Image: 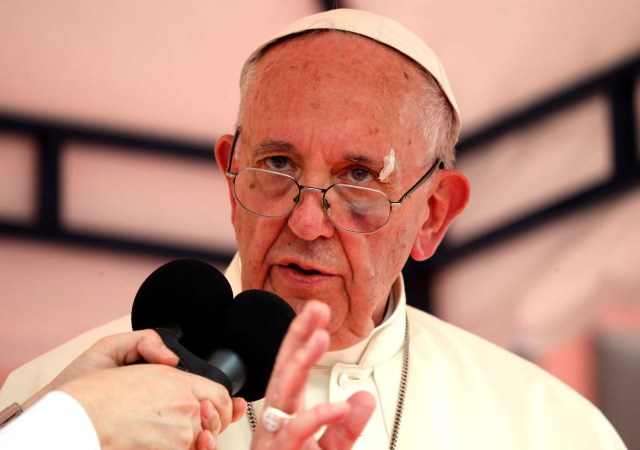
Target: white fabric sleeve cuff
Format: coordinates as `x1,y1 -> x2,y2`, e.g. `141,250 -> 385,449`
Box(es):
0,390 -> 100,449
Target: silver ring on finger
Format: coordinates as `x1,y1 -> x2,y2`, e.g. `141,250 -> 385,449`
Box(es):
261,406 -> 296,432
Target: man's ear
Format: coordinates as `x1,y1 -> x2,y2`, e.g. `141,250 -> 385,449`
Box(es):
410,170 -> 470,261
214,133 -> 237,225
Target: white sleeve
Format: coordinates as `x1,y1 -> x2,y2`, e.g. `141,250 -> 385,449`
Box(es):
0,391 -> 100,449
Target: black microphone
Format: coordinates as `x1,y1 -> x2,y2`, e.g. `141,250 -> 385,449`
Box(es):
131,259 -> 233,357
218,289 -> 296,401
131,259 -> 295,401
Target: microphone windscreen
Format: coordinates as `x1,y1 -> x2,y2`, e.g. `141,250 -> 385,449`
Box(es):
131,259 -> 233,355
219,289 -> 296,401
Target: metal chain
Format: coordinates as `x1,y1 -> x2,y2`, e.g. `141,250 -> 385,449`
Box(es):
247,315 -> 410,450
247,400 -> 258,432
389,316 -> 409,450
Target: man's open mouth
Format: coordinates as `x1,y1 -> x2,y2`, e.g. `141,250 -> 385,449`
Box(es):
288,263 -> 322,275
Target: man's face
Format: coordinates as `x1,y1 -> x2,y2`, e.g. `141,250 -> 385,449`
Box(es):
221,33 -> 443,350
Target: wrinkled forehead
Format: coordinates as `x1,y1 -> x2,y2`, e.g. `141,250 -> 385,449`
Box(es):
261,30 -> 427,83
244,29 -> 431,115
254,31 -> 426,103
240,9 -> 460,136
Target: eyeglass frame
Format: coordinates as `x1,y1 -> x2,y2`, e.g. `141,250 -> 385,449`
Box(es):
224,127 -> 444,234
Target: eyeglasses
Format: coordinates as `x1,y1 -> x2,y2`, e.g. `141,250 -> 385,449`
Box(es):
225,128 -> 443,234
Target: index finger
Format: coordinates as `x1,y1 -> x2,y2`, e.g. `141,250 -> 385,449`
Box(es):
263,301 -> 330,413
274,301 -> 330,364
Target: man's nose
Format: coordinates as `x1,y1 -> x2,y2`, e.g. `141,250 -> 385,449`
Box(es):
287,187 -> 335,240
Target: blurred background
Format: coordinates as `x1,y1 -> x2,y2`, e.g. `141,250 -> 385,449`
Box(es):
1,0 -> 639,446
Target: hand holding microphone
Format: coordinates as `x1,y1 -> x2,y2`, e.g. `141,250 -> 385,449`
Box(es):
17,328 -> 243,450
13,259 -> 294,450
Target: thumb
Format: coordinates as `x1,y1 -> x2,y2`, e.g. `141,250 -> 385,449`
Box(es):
134,330 -> 179,366
317,391 -> 376,449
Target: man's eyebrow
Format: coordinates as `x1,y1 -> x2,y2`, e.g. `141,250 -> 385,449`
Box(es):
344,153 -> 383,170
254,139 -> 297,154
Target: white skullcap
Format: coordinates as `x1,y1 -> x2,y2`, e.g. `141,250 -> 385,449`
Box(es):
244,8 -> 460,134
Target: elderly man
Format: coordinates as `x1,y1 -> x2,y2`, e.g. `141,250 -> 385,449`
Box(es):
0,8 -> 627,450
